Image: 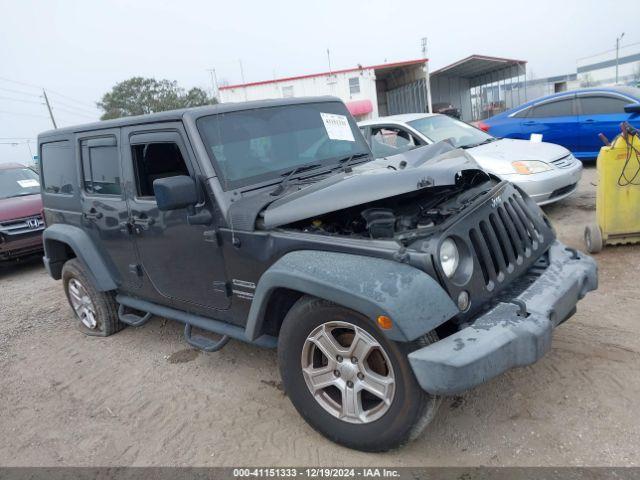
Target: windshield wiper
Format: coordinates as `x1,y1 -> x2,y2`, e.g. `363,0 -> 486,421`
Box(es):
461,138 -> 497,149
270,164 -> 322,196
7,192 -> 37,198
338,152 -> 371,172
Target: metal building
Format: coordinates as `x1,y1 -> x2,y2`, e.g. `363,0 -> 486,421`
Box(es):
218,54 -> 528,122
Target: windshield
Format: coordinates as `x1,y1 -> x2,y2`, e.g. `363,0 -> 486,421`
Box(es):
0,167 -> 41,200
408,115 -> 494,148
197,101 -> 371,190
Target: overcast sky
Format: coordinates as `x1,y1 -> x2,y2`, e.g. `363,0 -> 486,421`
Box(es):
1,0 -> 636,164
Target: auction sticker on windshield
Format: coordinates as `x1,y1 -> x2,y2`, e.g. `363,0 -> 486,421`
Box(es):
320,112 -> 355,142
17,179 -> 40,188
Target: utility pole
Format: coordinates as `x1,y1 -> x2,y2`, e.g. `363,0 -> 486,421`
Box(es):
421,37 -> 433,113
616,32 -> 625,84
207,68 -> 219,102
42,89 -> 57,129
239,60 -> 247,101
327,48 -> 332,74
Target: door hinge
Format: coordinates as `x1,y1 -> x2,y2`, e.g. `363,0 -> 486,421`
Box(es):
212,280 -> 233,297
129,264 -> 143,277
203,229 -> 222,246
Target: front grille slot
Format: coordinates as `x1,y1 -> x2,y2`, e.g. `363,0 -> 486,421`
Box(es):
469,228 -> 491,286
551,154 -> 575,168
464,188 -> 548,291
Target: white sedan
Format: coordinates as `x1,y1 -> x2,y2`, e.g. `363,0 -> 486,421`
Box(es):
358,113 -> 582,205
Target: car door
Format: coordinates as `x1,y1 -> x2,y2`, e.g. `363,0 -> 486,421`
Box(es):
576,93 -> 633,159
121,123 -> 231,313
77,129 -> 141,291
519,95 -> 579,152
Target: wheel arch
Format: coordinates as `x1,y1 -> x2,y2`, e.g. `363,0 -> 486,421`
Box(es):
245,250 -> 458,343
43,223 -> 117,291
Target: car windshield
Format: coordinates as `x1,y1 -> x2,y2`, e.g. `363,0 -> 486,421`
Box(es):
197,101 -> 371,190
408,115 -> 495,148
0,167 -> 41,200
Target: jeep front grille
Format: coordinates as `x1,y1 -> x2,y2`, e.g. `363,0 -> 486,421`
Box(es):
467,190 -> 545,291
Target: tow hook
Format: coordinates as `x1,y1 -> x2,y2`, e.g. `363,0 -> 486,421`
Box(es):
509,299 -> 529,317
565,247 -> 580,260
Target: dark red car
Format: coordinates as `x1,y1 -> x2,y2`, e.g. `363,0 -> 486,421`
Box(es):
0,163 -> 44,261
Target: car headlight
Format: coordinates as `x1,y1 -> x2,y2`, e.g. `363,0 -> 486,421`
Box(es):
511,160 -> 553,175
439,238 -> 460,278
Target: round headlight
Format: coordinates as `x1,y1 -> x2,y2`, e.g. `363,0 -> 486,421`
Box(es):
439,238 -> 460,278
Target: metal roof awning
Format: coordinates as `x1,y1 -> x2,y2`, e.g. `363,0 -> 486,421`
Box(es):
431,55 -> 526,79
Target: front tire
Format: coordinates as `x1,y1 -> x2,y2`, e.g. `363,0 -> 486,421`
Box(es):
278,295 -> 439,452
61,258 -> 124,337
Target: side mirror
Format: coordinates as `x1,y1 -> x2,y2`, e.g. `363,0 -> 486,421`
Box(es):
153,176 -> 198,211
624,103 -> 640,114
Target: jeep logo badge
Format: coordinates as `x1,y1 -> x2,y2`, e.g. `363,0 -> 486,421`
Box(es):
26,218 -> 39,229
491,195 -> 503,208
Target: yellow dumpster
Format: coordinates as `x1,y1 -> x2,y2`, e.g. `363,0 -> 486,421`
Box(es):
585,124 -> 640,253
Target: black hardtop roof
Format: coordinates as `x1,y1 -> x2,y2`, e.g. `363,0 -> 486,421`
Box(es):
38,95 -> 342,139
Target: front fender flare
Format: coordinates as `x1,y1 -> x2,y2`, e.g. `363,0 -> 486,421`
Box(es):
43,224 -> 117,291
245,250 -> 458,342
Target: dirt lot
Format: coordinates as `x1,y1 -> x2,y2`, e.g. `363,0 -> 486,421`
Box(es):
1,165 -> 639,467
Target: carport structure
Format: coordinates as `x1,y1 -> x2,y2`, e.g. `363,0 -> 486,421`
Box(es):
430,55 -> 527,122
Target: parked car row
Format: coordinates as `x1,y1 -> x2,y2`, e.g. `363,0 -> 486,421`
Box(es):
0,163 -> 44,261
358,113 -> 582,205
479,86 -> 640,159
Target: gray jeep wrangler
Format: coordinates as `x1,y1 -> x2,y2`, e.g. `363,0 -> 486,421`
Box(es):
38,97 -> 597,452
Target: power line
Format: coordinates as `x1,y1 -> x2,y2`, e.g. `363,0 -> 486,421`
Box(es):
47,89 -> 98,110
0,95 -> 45,105
51,105 -> 96,119
0,109 -> 50,119
0,76 -> 98,111
0,76 -> 42,90
49,97 -> 99,115
0,86 -> 41,98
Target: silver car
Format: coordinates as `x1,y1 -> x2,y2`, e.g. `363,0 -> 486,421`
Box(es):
358,113 -> 582,205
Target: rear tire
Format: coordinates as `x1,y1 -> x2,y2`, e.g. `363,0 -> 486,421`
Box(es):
277,295 -> 439,452
584,224 -> 603,253
61,258 -> 124,337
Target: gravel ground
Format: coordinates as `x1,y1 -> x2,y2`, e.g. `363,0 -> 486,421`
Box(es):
1,165 -> 639,467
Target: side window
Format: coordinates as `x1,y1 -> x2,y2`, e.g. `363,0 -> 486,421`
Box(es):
529,98 -> 574,118
578,95 -> 629,115
131,142 -> 189,198
349,77 -> 360,95
41,140 -> 75,194
370,127 -> 417,158
80,137 -> 121,195
512,107 -> 531,118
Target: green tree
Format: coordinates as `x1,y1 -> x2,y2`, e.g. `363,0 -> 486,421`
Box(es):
97,77 -> 217,120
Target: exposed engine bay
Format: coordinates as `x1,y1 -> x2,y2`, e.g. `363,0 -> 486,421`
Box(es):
285,171 -> 497,241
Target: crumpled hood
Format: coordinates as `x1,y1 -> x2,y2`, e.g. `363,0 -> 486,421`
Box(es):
262,142 -> 488,229
468,138 -> 570,175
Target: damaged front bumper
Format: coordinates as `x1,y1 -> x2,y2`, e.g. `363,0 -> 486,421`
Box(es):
408,241 -> 597,396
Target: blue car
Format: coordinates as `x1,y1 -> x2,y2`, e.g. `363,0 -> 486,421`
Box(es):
479,86 -> 640,160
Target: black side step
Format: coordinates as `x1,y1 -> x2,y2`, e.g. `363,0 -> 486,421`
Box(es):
115,294 -> 277,349
118,304 -> 153,327
184,324 -> 230,352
